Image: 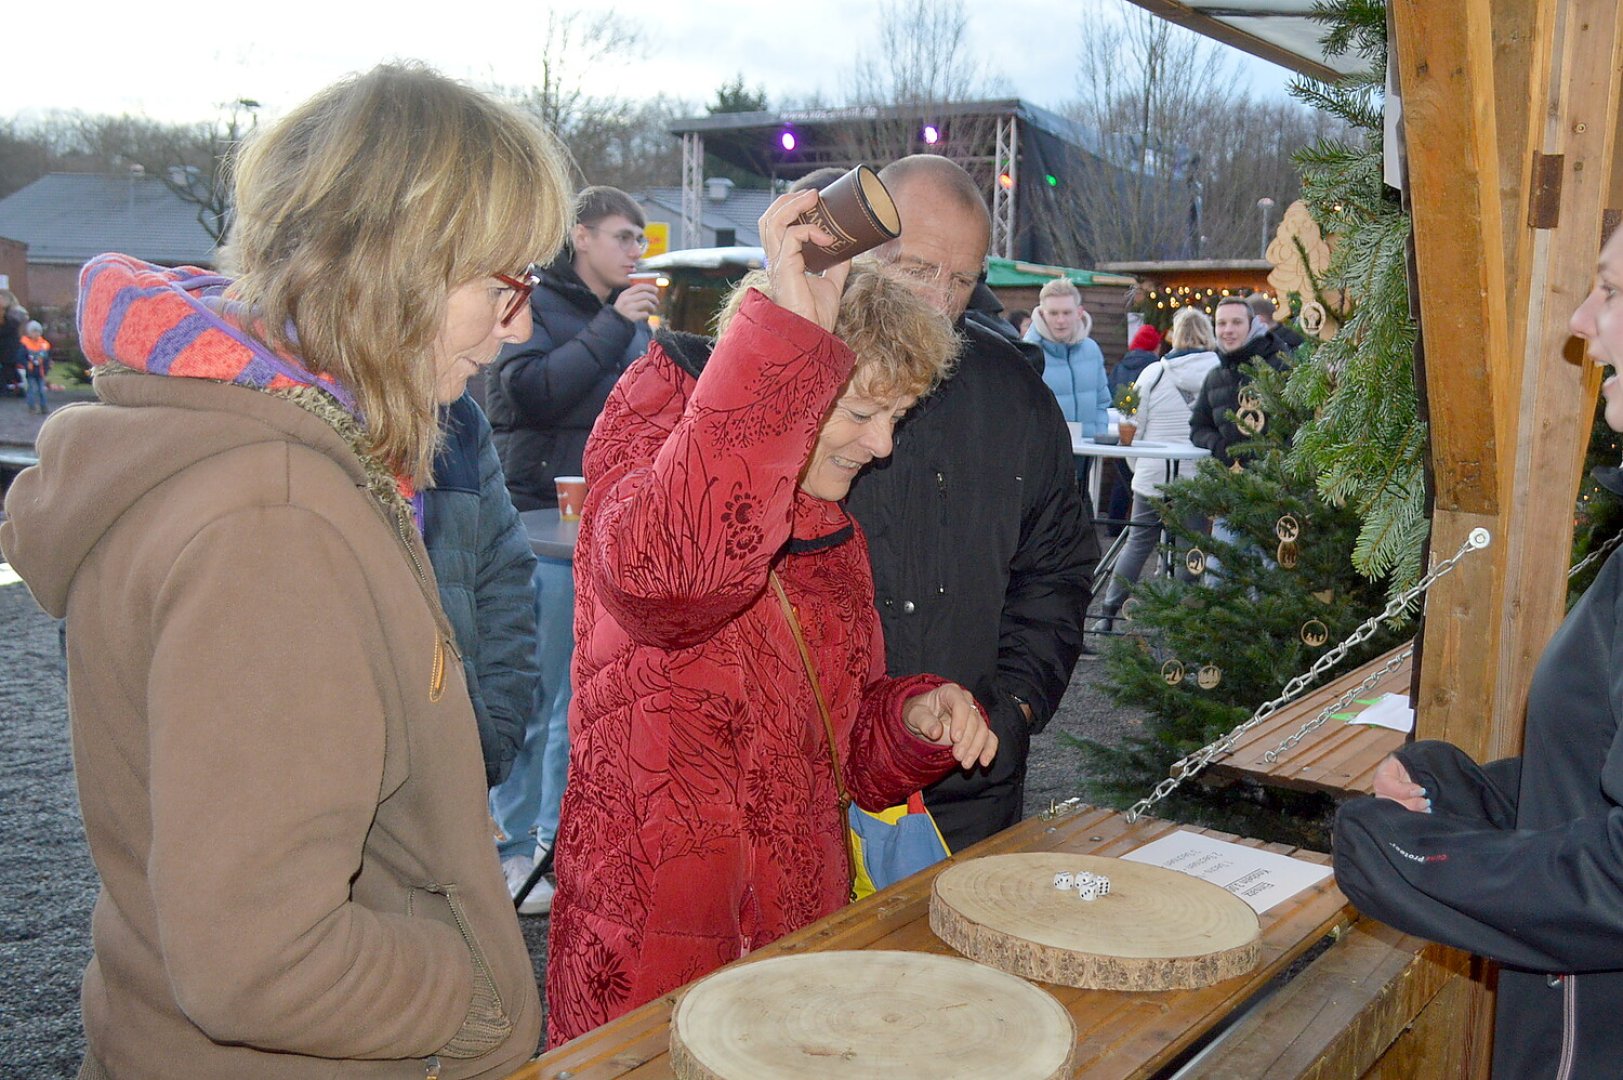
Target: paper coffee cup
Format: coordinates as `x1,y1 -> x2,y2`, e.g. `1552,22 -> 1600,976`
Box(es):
794,164 -> 902,273
555,476 -> 587,521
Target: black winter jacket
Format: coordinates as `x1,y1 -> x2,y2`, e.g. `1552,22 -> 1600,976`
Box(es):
845,319 -> 1097,851
485,254 -> 651,510
1110,348 -> 1158,397
1187,332 -> 1287,464
423,395 -> 539,787
1334,528 -> 1623,1079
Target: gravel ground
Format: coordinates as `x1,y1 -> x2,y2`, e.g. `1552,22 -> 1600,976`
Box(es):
0,384 -> 1145,1069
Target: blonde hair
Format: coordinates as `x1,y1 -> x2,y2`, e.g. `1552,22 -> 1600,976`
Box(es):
1038,277 -> 1082,305
222,63 -> 571,484
715,261 -> 958,400
1169,306 -> 1217,352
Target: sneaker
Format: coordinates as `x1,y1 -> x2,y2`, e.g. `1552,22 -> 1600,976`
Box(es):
1088,616 -> 1114,635
518,875 -> 555,916
503,851 -> 556,916
501,853 -> 532,898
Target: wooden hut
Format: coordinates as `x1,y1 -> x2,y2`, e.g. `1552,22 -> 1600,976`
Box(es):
508,1 -> 1621,1075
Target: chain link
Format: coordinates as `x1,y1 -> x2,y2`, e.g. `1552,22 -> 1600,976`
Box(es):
1261,646 -> 1413,762
1260,527 -> 1621,770
1122,527 -> 1490,823
1569,529 -> 1623,581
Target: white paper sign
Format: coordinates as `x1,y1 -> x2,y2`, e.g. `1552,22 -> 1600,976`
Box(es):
1121,830 -> 1332,914
1339,691 -> 1414,733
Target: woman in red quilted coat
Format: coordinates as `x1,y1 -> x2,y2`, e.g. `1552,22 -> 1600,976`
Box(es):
546,192 -> 999,1044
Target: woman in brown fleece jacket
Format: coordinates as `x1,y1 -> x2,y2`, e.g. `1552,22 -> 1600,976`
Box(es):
0,66 -> 569,1079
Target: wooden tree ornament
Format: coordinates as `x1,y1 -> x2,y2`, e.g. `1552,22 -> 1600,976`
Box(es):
930,853 -> 1260,991
668,951 -> 1076,1080
1265,199 -> 1344,340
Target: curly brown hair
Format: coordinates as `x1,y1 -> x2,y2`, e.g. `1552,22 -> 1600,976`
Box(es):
715,260 -> 958,401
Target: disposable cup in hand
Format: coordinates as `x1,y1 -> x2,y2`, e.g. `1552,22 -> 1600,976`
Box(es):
793,164 -> 902,273
555,476 -> 587,521
627,271 -> 668,294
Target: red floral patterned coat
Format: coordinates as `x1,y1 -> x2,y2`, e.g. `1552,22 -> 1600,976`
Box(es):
545,291 -> 961,1045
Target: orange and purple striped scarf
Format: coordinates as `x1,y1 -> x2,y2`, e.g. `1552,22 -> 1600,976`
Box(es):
78,253 -> 421,525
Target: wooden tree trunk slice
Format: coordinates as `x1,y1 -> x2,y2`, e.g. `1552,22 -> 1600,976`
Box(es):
930,853 -> 1261,991
668,950 -> 1075,1080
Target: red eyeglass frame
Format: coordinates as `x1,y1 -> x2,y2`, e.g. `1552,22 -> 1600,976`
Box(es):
495,264 -> 541,327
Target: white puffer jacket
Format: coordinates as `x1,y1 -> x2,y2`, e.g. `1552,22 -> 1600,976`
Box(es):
1128,348 -> 1220,498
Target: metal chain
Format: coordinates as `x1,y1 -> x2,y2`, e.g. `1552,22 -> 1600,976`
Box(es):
1260,646 -> 1413,762
1569,529 -> 1623,581
1122,527 -> 1491,823
1261,527 -> 1622,767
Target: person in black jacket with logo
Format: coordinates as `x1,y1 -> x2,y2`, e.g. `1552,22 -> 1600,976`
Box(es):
846,155 -> 1097,852
1333,228 -> 1623,1078
484,185 -> 655,913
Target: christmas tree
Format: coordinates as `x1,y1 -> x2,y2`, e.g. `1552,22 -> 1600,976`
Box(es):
1075,0 -> 1413,835
1077,361 -> 1408,835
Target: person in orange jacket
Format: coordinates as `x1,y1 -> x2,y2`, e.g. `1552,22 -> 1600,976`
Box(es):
19,320 -> 51,414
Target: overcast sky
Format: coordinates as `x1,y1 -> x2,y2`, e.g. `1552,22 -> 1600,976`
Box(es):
12,0 -> 1298,126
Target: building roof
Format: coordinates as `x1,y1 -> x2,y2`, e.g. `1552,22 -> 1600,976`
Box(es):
636,186 -> 776,247
665,99 -> 1115,182
987,257 -> 1137,289
0,173 -> 219,267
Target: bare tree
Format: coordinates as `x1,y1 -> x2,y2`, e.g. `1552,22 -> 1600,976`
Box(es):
0,105 -> 254,243
1048,3 -> 1244,263
506,9 -> 659,188
1047,0 -> 1349,264
135,99 -> 258,244
836,0 -> 1005,171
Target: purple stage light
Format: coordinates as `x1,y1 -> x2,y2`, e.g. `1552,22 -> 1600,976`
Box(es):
922,124 -> 940,144
780,130 -> 797,151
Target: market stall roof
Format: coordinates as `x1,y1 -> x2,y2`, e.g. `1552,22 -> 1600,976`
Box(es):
985,257 -> 1136,289
1121,0 -> 1370,82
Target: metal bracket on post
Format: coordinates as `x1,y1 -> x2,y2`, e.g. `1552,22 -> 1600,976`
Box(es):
1528,153 -> 1564,229
681,132 -> 704,250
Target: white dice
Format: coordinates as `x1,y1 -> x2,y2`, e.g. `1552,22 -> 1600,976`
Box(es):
1054,870 -> 1110,901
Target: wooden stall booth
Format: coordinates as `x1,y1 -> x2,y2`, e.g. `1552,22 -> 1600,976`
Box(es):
984,257 -> 1138,362
505,0 -> 1623,1074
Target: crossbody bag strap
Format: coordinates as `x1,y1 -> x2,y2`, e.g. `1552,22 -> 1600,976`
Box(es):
769,570 -> 857,893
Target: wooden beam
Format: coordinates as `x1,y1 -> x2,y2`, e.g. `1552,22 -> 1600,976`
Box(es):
1118,0 -> 1347,83
1359,970 -> 1485,1079
1195,920 -> 1468,1078
1496,0 -> 1623,753
1393,0 -> 1511,516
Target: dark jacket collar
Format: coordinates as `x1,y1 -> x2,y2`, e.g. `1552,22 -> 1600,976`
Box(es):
1218,331 -> 1281,368
540,249 -> 614,315
652,326 -> 715,381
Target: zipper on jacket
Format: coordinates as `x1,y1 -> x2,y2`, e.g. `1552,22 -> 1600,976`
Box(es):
394,504 -> 462,700
1555,973 -> 1577,1080
415,883 -> 508,1018
424,1055 -> 442,1079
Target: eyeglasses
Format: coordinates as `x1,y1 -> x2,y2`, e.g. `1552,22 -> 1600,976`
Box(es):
888,256 -> 982,294
494,263 -> 541,327
584,224 -> 650,254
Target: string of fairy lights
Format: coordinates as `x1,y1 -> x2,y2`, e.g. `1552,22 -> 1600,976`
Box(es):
1145,285 -> 1284,315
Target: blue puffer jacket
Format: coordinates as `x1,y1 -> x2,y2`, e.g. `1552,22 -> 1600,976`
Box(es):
1024,308 -> 1110,436
423,394 -> 540,787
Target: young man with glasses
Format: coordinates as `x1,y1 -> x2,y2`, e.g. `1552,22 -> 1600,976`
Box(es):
485,185 -> 657,913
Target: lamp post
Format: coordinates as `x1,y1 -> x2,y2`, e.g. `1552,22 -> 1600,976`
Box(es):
1257,196 -> 1276,260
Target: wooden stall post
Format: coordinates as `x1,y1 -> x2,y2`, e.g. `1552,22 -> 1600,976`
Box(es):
1395,0 -> 1622,1071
